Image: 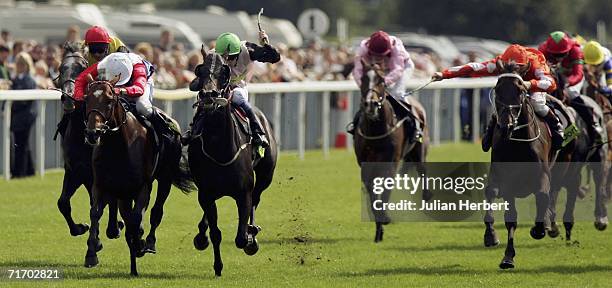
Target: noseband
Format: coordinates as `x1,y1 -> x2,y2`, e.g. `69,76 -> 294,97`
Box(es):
493,73 -> 540,142
86,81 -> 127,134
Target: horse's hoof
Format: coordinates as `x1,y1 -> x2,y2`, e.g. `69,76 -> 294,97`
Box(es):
594,221 -> 608,231
144,237 -> 157,254
530,226 -> 546,240
106,228 -> 121,239
244,235 -> 259,256
247,225 -> 261,236
484,229 -> 500,247
548,223 -> 560,238
214,263 -> 223,277
193,233 -> 209,251
499,257 -> 514,269
84,255 -> 99,268
594,217 -> 608,231
70,223 -> 89,236
374,228 -> 384,243
135,239 -> 147,258
131,270 -> 139,277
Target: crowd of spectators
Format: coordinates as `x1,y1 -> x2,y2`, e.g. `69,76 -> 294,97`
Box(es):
0,27 -> 448,92
0,27 -> 449,178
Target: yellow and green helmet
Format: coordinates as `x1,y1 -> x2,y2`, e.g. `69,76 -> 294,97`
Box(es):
215,32 -> 241,56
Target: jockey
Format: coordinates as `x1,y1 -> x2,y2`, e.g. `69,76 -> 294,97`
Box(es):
583,40 -> 612,98
83,26 -> 129,66
432,44 -> 563,151
184,31 -> 280,148
539,31 -> 602,144
348,30 -> 420,139
73,52 -> 169,136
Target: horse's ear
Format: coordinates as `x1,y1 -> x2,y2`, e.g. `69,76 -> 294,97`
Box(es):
86,73 -> 94,83
519,61 -> 531,76
201,44 -> 207,58
496,59 -> 505,72
110,74 -> 121,86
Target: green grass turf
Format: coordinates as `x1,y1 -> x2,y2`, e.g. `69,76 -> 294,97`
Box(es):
0,143 -> 610,287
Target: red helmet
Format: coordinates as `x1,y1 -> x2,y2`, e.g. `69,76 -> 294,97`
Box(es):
500,44 -> 529,65
544,31 -> 573,54
84,26 -> 111,44
367,31 -> 392,56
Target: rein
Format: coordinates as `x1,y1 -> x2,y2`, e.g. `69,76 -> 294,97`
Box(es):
86,81 -> 128,134
494,73 -> 541,143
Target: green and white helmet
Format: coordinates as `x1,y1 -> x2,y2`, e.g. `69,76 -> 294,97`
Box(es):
215,32 -> 241,56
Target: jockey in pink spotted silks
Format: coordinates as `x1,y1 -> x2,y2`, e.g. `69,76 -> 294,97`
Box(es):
348,31 -> 421,140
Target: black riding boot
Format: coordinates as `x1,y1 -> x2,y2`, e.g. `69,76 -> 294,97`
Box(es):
240,105 -> 269,148
481,115 -> 496,152
148,110 -> 169,140
347,112 -> 360,135
542,110 -> 564,150
571,97 -> 603,144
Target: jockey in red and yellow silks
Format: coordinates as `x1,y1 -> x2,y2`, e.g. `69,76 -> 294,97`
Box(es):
539,31 -> 603,144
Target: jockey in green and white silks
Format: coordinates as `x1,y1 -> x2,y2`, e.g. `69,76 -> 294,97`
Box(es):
214,32 -> 280,147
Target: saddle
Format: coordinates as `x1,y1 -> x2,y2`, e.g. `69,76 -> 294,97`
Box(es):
545,96 -> 579,147
386,96 -> 423,142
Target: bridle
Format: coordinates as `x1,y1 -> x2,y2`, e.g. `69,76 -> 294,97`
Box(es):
493,73 -> 540,142
85,80 -> 127,134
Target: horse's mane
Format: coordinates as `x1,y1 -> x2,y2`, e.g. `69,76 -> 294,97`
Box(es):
63,42 -> 83,55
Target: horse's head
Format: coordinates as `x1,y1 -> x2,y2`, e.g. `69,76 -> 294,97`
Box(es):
84,74 -> 122,145
192,48 -> 232,114
493,60 -> 530,133
58,42 -> 88,99
360,60 -> 387,120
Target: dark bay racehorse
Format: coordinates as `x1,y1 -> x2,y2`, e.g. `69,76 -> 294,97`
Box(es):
54,42 -> 122,239
584,67 -> 612,200
187,51 -> 277,276
546,67 -> 609,241
483,61 -> 555,269
353,62 -> 429,243
83,75 -> 194,276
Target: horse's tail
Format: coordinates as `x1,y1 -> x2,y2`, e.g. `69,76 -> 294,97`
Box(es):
172,151 -> 196,194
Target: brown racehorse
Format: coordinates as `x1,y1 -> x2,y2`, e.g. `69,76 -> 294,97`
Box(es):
83,75 -> 194,276
482,61 -> 555,269
187,51 -> 278,277
353,62 -> 429,243
545,67 -> 609,241
584,67 -> 612,205
54,42 -> 123,240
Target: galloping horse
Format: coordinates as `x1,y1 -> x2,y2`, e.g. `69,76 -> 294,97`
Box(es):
584,67 -> 612,202
83,75 -> 194,276
187,51 -> 277,276
54,42 -> 122,239
482,61 -> 555,269
546,67 -> 609,241
353,62 -> 429,243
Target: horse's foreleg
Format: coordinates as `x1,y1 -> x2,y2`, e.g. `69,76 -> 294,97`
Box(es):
415,144 -> 432,201
118,200 -> 138,276
57,170 -> 88,236
591,160 -> 609,231
105,197 -> 123,239
235,191 -> 252,250
483,185 -> 499,247
84,186 -> 105,268
193,208 -> 210,251
206,202 -> 223,277
145,180 -> 172,253
548,183 -> 562,238
530,189 -> 549,240
499,197 -> 517,269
